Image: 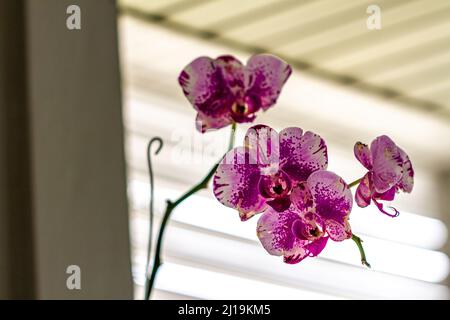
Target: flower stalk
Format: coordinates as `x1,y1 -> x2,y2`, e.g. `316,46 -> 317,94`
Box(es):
348,178 -> 362,188
347,179 -> 371,268
351,234 -> 371,268
144,123 -> 236,300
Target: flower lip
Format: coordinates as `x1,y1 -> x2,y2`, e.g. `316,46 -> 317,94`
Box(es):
230,102 -> 255,123
310,226 -> 322,237
231,102 -> 249,115
292,217 -> 324,241
258,171 -> 292,199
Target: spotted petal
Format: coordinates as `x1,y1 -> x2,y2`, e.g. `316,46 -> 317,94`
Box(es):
355,172 -> 372,208
370,135 -> 403,194
245,54 -> 292,111
398,147 -> 414,193
324,218 -> 352,242
213,147 -> 266,221
257,209 -> 308,263
307,171 -> 353,241
195,112 -> 233,133
215,55 -> 245,96
354,142 -> 372,170
291,181 -> 314,212
279,128 -> 328,183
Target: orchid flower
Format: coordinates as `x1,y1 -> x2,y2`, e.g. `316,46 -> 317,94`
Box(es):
257,170 -> 353,264
178,54 -> 292,133
354,135 -> 414,217
213,125 -> 327,221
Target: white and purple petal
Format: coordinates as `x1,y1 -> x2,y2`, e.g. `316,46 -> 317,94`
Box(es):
256,209 -> 308,261
370,135 -> 403,194
283,248 -> 309,264
195,112 -> 233,133
215,55 -> 245,97
279,128 -> 328,183
355,173 -> 372,208
398,147 -> 414,193
324,218 -> 352,242
291,181 -> 314,212
245,54 -> 292,111
354,142 -> 372,170
213,147 -> 266,221
307,171 -> 353,241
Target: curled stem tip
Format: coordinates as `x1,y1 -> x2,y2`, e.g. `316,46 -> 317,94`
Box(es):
148,137 -> 163,155
144,136 -> 164,300
352,234 -> 371,268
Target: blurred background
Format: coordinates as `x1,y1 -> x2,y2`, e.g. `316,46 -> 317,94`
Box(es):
0,0 -> 449,300
118,0 -> 450,299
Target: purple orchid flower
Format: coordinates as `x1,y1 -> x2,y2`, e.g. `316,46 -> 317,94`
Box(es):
213,125 -> 327,221
257,170 -> 353,264
354,135 -> 414,217
178,54 -> 292,133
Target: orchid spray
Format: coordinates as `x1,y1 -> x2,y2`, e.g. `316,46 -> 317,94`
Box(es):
143,54 -> 414,299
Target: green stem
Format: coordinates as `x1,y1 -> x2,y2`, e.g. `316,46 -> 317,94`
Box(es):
348,179 -> 371,268
352,234 -> 371,268
144,123 -> 236,300
348,178 -> 362,188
